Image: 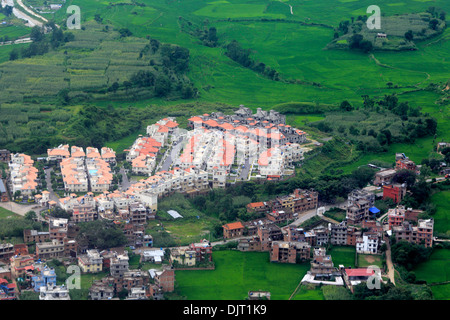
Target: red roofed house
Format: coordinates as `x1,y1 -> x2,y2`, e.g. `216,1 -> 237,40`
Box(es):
246,202 -> 270,214
223,222 -> 245,239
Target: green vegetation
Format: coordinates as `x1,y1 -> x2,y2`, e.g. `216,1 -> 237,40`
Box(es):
430,190 -> 450,236
328,246 -> 356,268
357,254 -> 383,268
174,250 -> 310,300
413,249 -> 450,284
391,240 -> 433,271
76,220 -> 128,251
329,11 -> 446,52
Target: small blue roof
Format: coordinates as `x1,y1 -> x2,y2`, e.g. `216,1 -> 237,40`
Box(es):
369,207 -> 380,214
0,179 -> 6,193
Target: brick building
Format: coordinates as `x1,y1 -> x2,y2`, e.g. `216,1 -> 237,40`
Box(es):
383,184 -> 407,204
222,221 -> 245,239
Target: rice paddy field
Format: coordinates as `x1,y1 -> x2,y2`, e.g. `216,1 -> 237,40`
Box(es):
414,249 -> 450,284
174,250 -> 310,300
0,0 -> 447,172
430,190 -> 450,236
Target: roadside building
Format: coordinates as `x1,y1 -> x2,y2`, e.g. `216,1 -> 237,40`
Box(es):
222,221 -> 245,239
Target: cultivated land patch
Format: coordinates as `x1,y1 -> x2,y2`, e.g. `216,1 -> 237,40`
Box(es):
174,251 -> 310,300
430,191 -> 450,235
413,249 -> 450,284
328,246 -> 356,268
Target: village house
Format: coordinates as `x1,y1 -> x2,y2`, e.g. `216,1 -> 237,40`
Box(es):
373,168 -> 397,186
222,221 -> 245,239
0,149 -> 11,162
383,183 -> 407,204
388,206 -> 423,229
10,254 -> 35,280
392,219 -> 434,248
237,237 -> 262,252
343,268 -> 381,293
36,240 -> 65,260
39,283 -> 70,300
78,249 -> 103,273
23,229 -> 50,243
170,248 -> 196,266
89,280 -> 115,300
189,240 -> 212,262
346,189 -> 376,225
270,241 -> 311,263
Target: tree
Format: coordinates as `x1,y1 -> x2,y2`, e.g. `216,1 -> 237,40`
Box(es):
391,241 -> 432,270
76,220 -> 128,250
25,211 -> 37,221
429,19 -> 439,30
359,40 -> 373,53
404,30 -> 414,41
392,169 -> 416,187
9,48 -> 19,61
30,26 -> 44,42
340,100 -> 353,111
14,190 -> 21,200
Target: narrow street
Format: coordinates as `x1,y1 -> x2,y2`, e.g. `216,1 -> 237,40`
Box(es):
384,237 -> 396,285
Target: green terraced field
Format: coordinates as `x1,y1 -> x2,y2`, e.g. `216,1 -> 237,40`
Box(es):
1,0 -> 449,170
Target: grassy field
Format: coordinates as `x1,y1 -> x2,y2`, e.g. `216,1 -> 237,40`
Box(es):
0,206 -> 17,219
0,0 -> 448,175
291,284 -> 324,300
357,254 -> 383,268
328,246 -> 356,268
431,284 -> 450,300
430,191 -> 450,236
413,249 -> 450,284
174,250 -> 310,300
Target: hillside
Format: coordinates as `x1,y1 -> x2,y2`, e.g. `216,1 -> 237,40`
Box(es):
328,12 -> 447,52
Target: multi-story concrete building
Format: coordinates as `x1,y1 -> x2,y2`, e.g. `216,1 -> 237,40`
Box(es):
39,283 -> 70,300
373,169 -> 397,186
189,240 -> 212,262
356,233 -> 380,254
78,249 -> 103,273
23,230 -> 50,244
346,189 -> 376,225
89,280 -> 115,300
392,219 -> 434,248
36,240 -> 65,260
388,206 -> 423,229
110,253 -> 129,278
270,241 -> 311,263
383,183 -> 407,204
0,243 -> 14,262
9,153 -> 38,196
